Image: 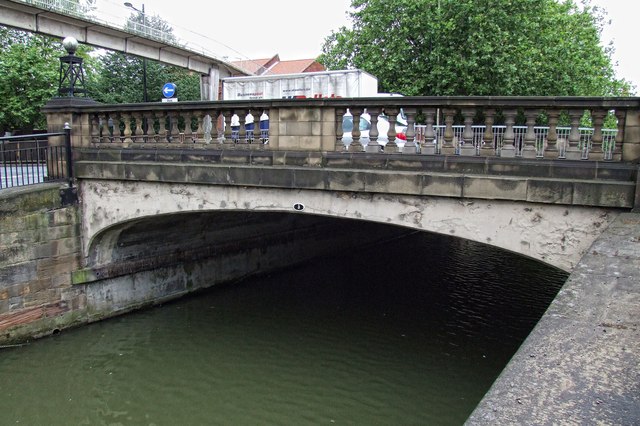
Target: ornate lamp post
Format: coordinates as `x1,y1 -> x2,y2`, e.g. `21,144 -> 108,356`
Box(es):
124,2 -> 148,103
58,36 -> 87,97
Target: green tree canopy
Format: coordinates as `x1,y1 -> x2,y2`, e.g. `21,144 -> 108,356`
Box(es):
92,10 -> 200,103
91,52 -> 200,104
319,0 -> 634,96
0,27 -> 59,133
0,26 -> 99,133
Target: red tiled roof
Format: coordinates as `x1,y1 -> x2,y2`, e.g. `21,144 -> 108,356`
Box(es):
266,59 -> 325,75
231,55 -> 279,75
231,54 -> 325,76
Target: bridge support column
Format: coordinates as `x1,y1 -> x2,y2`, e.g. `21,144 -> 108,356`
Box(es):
200,67 -> 220,101
43,97 -> 99,148
634,165 -> 640,212
622,109 -> 640,162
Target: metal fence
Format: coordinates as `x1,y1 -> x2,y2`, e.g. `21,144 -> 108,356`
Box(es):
414,125 -> 618,159
0,131 -> 71,190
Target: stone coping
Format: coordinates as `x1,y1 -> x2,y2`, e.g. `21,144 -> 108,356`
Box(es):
466,212 -> 640,424
73,148 -> 637,209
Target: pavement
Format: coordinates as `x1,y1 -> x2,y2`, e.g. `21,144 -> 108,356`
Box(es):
466,212 -> 640,425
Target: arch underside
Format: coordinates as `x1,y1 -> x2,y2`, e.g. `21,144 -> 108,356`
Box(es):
81,180 -> 619,273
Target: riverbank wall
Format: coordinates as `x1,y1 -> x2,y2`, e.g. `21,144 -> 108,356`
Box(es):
0,184 -> 83,344
467,212 -> 640,424
0,184 -> 404,345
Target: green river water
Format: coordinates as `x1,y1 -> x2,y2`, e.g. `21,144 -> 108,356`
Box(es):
0,231 -> 567,425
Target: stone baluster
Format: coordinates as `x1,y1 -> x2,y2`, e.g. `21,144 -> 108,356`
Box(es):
122,112 -> 133,145
544,110 -> 559,158
146,112 -> 158,143
183,111 -> 195,144
422,108 -> 436,155
169,111 -> 180,143
215,111 -> 225,143
157,111 -> 167,143
441,109 -> 456,155
203,111 -> 214,144
403,107 -> 418,154
589,110 -> 606,161
133,113 -> 144,144
90,113 -> 100,144
384,108 -> 399,153
99,114 -> 108,143
459,108 -> 475,156
335,108 -> 346,151
237,110 -> 247,147
565,110 -> 583,160
223,111 -> 234,146
194,111 -> 205,144
248,110 -> 258,144
500,109 -> 517,157
480,109 -> 495,156
349,107 -> 364,152
521,109 -> 539,159
143,111 -> 154,143
113,114 -> 121,143
191,111 -> 199,144
259,109 -> 269,145
612,110 -> 625,161
365,108 -> 381,153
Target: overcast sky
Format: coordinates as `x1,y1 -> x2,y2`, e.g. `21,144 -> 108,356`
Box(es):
99,0 -> 639,90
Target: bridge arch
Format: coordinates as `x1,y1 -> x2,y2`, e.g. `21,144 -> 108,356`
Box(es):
80,179 -> 619,272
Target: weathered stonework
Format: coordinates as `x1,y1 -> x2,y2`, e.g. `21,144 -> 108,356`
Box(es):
77,179 -> 620,272
0,184 -> 84,343
0,184 -> 409,344
467,213 -> 640,425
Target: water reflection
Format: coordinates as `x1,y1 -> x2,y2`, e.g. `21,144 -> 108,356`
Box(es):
0,231 -> 566,425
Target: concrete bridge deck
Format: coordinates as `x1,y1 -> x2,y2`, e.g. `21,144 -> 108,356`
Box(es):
468,212 -> 640,424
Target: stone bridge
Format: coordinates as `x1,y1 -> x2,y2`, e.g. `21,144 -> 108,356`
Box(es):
1,95 -> 638,423
42,96 -> 639,277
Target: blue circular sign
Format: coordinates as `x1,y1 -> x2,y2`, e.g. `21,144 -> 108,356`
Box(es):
162,82 -> 177,98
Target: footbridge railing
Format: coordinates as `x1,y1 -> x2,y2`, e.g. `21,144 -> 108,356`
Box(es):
43,96 -> 640,163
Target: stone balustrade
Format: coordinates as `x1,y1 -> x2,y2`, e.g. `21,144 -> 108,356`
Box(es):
43,96 -> 640,162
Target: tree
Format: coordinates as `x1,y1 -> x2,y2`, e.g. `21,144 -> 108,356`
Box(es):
0,25 -> 99,133
319,0 -> 634,96
92,10 -> 200,103
91,52 -> 200,103
0,27 -> 59,133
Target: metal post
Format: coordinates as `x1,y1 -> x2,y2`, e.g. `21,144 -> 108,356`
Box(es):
0,137 -> 7,189
142,4 -> 148,103
124,2 -> 147,103
64,122 -> 73,187
59,122 -> 78,205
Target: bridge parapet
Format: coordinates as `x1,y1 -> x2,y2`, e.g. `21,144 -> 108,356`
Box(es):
43,96 -> 640,163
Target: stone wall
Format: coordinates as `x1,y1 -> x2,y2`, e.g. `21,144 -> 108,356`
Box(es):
0,184 -> 408,344
0,184 -> 84,344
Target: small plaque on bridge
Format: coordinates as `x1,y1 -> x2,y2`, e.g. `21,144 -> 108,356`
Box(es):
293,203 -> 305,211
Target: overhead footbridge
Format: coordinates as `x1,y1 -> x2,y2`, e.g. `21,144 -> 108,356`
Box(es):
0,0 -> 248,99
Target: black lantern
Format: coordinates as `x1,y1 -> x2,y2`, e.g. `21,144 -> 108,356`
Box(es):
58,36 -> 87,97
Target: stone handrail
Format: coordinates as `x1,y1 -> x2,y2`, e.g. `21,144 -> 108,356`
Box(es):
43,96 -> 640,162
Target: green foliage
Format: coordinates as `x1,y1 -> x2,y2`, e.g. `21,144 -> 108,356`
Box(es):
0,8 -> 201,131
91,52 -> 201,103
319,0 -> 635,96
0,27 -> 59,133
91,11 -> 200,103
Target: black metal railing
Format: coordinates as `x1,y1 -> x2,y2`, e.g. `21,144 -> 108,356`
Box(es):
0,127 -> 71,190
